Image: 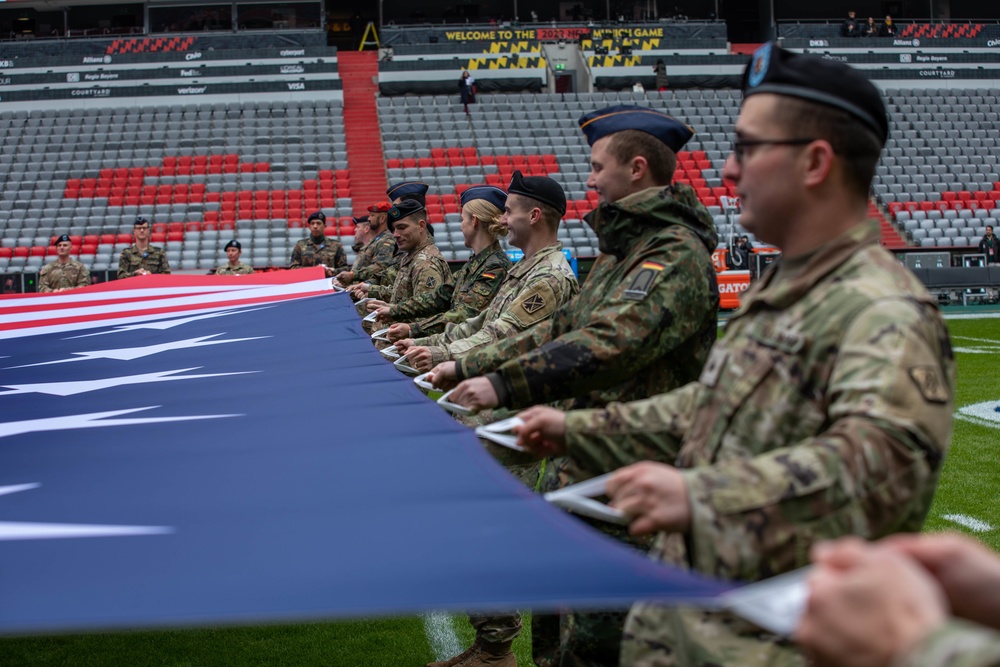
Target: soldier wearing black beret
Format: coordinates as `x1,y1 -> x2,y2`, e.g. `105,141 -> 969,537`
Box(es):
509,42 -> 953,667
216,239 -> 253,275
289,210 -> 348,276
39,233 -> 91,292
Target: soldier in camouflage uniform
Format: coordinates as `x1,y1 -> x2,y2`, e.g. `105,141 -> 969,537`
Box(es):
410,176 -> 578,667
797,532 -> 1000,667
352,199 -> 451,307
38,234 -> 90,292
337,202 -> 400,287
289,211 -> 347,275
117,216 -> 171,279
374,185 -> 512,337
398,174 -> 579,372
515,44 -> 956,667
215,240 -> 254,275
430,108 -> 719,667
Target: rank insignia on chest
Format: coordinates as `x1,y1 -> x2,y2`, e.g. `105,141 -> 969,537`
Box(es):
521,293 -> 546,314
624,261 -> 666,300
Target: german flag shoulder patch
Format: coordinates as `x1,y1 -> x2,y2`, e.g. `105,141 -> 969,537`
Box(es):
624,261 -> 668,301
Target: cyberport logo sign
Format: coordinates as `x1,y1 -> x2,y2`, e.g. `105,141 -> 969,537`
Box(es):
956,400 -> 1000,429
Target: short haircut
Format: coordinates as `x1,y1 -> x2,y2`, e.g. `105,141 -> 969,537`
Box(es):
510,193 -> 561,230
770,96 -> 882,201
464,199 -> 509,239
605,129 -> 677,185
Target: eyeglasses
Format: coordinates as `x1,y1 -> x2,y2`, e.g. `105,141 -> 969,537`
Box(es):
731,138 -> 816,164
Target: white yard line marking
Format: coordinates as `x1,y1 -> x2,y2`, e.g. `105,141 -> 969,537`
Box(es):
951,335 -> 1000,344
943,312 -> 1000,320
423,612 -> 463,661
943,514 -> 994,533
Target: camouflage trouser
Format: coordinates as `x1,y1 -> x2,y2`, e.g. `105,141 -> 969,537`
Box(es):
532,609 -> 628,667
469,612 -> 522,645
620,606 -> 804,667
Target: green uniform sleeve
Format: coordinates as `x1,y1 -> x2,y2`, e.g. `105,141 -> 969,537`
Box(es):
158,251 -> 171,275
354,239 -> 400,283
564,381 -> 703,476
681,298 -> 954,581
37,265 -> 54,292
117,250 -> 133,279
389,282 -> 456,326
458,245 -> 716,410
289,242 -> 303,270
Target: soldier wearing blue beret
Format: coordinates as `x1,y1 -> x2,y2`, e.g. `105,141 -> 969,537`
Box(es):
429,104 -> 720,666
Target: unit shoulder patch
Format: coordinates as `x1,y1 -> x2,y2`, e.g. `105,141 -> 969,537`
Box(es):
623,261 -> 667,301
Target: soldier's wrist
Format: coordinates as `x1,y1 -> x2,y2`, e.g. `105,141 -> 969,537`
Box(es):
485,372 -> 510,408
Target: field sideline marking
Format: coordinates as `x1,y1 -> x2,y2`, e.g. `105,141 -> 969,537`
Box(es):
942,513 -> 994,533
423,612 -> 462,662
942,312 -> 1000,320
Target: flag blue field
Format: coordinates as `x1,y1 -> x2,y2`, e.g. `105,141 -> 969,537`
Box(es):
0,271 -> 733,635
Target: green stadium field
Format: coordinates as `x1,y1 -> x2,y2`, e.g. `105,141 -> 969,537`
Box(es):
1,314 -> 998,667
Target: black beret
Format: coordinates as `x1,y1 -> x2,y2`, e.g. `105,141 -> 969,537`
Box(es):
134,216 -> 149,226
461,185 -> 508,211
353,215 -> 370,225
578,105 -> 694,152
307,211 -> 326,223
743,42 -> 888,145
387,181 -> 429,200
224,240 -> 241,251
507,170 -> 567,216
56,234 -> 71,244
387,199 -> 425,224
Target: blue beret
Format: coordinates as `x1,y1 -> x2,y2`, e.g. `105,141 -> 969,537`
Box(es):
743,42 -> 888,145
386,181 -> 429,200
56,234 -> 71,244
578,105 -> 694,152
387,199 -> 425,224
134,216 -> 149,226
460,185 -> 507,211
508,170 -> 566,216
224,240 -> 241,250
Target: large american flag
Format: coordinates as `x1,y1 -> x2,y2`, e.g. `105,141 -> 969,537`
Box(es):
0,269 -> 732,634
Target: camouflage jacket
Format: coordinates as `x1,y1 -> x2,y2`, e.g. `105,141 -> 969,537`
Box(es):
368,239 -> 452,304
903,620 -> 1000,667
117,244 -> 171,279
38,258 -> 90,292
391,240 -> 511,337
414,242 -> 579,366
354,230 -> 401,284
561,223 -> 956,666
215,262 -> 254,275
289,236 -> 347,272
454,184 -> 719,412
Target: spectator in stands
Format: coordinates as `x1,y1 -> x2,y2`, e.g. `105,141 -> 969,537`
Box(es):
653,59 -> 669,91
842,10 -> 860,37
118,216 -> 171,279
2,277 -> 17,294
289,211 -> 348,276
979,225 -> 999,263
796,533 -> 1000,667
725,235 -> 751,270
864,16 -> 878,37
879,15 -> 896,37
459,70 -> 476,115
215,240 -> 254,275
38,234 -> 91,292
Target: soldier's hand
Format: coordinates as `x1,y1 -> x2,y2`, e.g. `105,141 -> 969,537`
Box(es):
795,538 -> 947,667
405,347 -> 435,372
606,462 -> 692,535
387,323 -> 411,343
336,270 -> 354,285
427,362 -> 459,391
374,306 -> 393,322
880,532 -> 1000,630
323,266 -> 337,278
515,406 -> 567,456
349,283 -> 369,299
449,377 -> 499,412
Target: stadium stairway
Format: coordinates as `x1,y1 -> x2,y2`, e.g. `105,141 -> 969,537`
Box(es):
870,200 -> 908,249
338,51 -> 388,214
